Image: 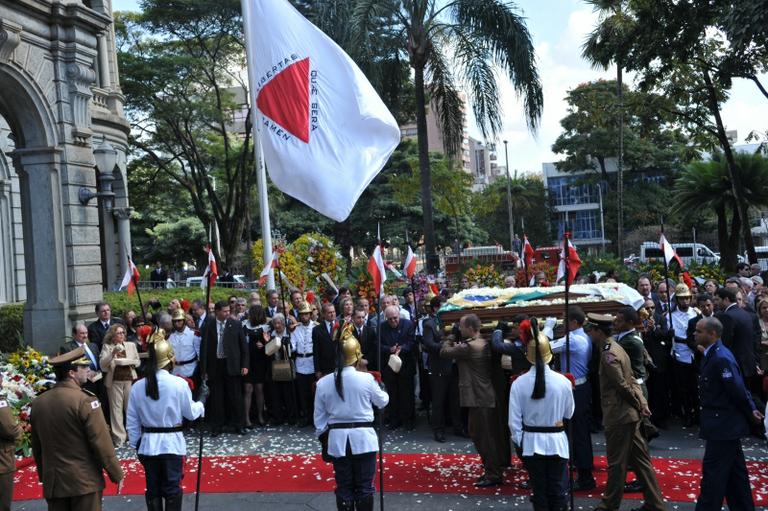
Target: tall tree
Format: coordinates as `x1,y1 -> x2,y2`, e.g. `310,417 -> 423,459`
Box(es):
353,0 -> 543,273
116,1 -> 253,268
583,0 -> 768,262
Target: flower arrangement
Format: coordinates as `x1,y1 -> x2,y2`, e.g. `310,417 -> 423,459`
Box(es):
0,347 -> 56,456
463,263 -> 503,288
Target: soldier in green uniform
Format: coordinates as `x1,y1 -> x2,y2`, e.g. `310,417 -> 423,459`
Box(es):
0,371 -> 22,511
30,347 -> 124,511
586,313 -> 666,511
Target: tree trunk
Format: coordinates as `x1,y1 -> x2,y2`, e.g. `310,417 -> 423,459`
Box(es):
701,66 -> 757,262
724,205 -> 741,272
414,64 -> 438,273
715,202 -> 734,271
616,65 -> 624,260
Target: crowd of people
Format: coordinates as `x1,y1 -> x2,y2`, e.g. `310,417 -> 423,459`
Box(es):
6,263 -> 768,511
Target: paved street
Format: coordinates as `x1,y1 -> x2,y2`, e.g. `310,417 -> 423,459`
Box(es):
12,415 -> 767,510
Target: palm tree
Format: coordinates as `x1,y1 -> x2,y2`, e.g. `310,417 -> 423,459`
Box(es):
353,0 -> 543,273
673,152 -> 768,271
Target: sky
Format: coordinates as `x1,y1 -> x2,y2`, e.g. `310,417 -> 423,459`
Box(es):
112,0 -> 768,175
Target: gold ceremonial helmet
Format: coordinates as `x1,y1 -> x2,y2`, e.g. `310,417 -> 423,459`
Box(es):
339,323 -> 363,367
298,301 -> 313,315
149,327 -> 175,369
525,332 -> 554,365
172,308 -> 186,322
674,283 -> 691,298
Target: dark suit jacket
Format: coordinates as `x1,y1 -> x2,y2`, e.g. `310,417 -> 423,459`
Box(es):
421,316 -> 452,376
59,340 -> 101,371
380,318 -> 416,374
352,324 -> 377,371
312,321 -> 337,375
87,319 -> 123,349
199,317 -> 248,378
150,268 -> 167,288
724,304 -> 758,378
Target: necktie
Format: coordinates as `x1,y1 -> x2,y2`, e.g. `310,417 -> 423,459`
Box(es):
217,322 -> 225,358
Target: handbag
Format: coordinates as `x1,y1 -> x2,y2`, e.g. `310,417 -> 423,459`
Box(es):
264,337 -> 281,357
272,358 -> 295,381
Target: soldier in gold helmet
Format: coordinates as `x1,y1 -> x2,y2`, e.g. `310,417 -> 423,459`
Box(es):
126,328 -> 207,511
167,307 -> 201,381
669,282 -> 700,428
30,347 -> 125,511
509,319 -> 574,511
314,323 -> 389,511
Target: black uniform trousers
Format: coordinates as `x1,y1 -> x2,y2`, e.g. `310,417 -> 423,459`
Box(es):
695,439 -> 754,511
382,359 -> 415,426
429,370 -> 461,432
207,359 -> 244,429
523,454 -> 568,511
139,454 -> 184,498
570,382 -> 594,472
295,372 -> 315,424
332,444 -> 377,502
672,360 -> 699,424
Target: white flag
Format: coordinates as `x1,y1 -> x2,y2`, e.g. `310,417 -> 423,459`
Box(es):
243,0 -> 401,221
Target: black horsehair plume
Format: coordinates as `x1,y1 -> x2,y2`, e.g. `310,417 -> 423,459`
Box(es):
531,318 -> 546,400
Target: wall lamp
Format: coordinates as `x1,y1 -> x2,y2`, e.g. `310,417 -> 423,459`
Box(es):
79,140 -> 117,211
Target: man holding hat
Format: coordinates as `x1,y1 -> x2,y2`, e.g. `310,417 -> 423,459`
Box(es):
586,313 -> 666,511
509,320 -> 574,511
670,283 -> 700,428
127,329 -> 206,511
0,371 -> 22,511
167,308 -> 201,380
314,324 -> 389,511
30,347 -> 124,511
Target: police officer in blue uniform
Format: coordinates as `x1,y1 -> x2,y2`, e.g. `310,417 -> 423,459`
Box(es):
693,316 -> 764,511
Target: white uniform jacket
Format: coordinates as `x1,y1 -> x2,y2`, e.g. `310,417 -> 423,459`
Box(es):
509,365 -> 575,459
291,321 -> 317,375
127,369 -> 205,456
168,327 -> 201,378
314,367 -> 389,457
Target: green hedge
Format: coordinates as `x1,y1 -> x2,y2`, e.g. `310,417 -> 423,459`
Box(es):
0,303 -> 24,353
104,288 -> 251,317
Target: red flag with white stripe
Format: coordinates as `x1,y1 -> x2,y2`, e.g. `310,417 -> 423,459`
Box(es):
523,235 -> 535,270
119,259 -> 141,296
367,245 -> 386,298
201,245 -> 218,289
659,233 -> 685,269
556,239 -> 581,286
259,251 -> 279,286
404,246 -> 417,279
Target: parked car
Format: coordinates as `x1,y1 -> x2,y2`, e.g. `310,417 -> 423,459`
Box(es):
750,247 -> 768,270
639,242 -> 720,266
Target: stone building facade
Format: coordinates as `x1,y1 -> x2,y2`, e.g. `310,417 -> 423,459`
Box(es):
0,0 -> 131,353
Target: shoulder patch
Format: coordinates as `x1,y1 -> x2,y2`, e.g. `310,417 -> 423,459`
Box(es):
603,352 -> 617,364
0,400 -> 7,408
90,400 -> 101,410
603,342 -> 611,351
721,368 -> 733,379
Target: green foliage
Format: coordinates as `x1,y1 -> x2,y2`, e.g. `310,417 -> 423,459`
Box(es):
0,304 -> 24,353
580,254 -> 633,283
104,288 -> 249,319
144,217 -> 207,269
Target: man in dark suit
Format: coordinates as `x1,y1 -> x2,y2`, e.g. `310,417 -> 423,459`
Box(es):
312,302 -> 337,378
265,290 -> 279,318
636,275 -> 661,311
380,306 -> 417,430
716,288 -> 759,380
199,300 -> 249,435
693,316 -> 763,510
60,322 -> 107,422
87,302 -> 122,349
150,261 -> 167,289
421,296 -> 461,443
351,305 -> 376,370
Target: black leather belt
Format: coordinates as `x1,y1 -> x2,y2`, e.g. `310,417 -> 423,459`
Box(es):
328,422 -> 374,429
523,424 -> 565,433
142,425 -> 184,433
176,358 -> 197,365
295,353 -> 313,358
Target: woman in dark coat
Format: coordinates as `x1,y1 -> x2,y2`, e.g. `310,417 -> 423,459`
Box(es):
243,305 -> 270,427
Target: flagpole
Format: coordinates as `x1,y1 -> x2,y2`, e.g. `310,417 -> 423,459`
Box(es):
376,225 -> 385,511
661,221 -> 673,349
241,0 -> 275,290
563,227 -> 575,511
128,255 -> 148,324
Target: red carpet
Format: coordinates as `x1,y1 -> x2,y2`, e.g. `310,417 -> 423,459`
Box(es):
12,454 -> 768,504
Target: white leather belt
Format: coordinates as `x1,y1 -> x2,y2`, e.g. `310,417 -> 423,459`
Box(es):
574,377 -> 587,386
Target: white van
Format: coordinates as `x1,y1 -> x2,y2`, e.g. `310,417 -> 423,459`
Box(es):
639,242 -> 720,266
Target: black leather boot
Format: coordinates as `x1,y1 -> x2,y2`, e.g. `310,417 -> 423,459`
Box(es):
145,494 -> 163,511
336,495 -> 354,510
354,494 -> 374,511
164,494 -> 183,511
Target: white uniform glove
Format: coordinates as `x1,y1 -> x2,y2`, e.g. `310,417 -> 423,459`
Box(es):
542,317 -> 557,340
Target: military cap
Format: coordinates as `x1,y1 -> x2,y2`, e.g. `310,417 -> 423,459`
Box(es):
585,313 -> 614,329
298,301 -> 313,314
48,347 -> 91,370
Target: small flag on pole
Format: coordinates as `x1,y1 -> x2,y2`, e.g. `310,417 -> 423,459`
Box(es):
201,245 -> 218,289
523,235 -> 535,270
659,233 -> 694,288
259,251 -> 279,286
404,246 -> 417,279
119,259 -> 141,296
556,239 -> 582,286
367,245 -> 387,298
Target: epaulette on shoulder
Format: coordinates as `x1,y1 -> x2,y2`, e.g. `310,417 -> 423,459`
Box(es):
81,388 -> 96,397
603,342 -> 611,351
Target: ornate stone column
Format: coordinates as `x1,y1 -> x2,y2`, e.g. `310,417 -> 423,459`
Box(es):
112,206 -> 132,282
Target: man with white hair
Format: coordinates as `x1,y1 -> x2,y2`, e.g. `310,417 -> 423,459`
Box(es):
380,305 -> 416,430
